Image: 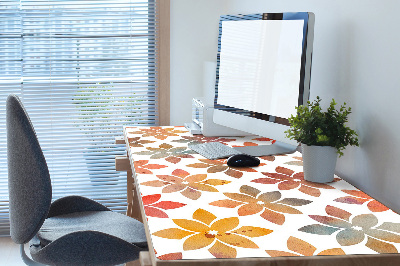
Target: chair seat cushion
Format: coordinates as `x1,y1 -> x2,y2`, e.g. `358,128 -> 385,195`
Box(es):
37,211 -> 147,248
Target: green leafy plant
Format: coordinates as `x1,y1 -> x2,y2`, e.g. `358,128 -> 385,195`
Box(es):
285,96 -> 359,157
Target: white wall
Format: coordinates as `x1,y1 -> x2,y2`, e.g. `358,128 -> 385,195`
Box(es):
170,0 -> 400,212
170,0 -> 228,125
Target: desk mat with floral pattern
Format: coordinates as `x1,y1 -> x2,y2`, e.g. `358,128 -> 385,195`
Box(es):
124,126 -> 400,260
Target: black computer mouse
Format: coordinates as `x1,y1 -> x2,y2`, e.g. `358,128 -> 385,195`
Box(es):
227,154 -> 260,167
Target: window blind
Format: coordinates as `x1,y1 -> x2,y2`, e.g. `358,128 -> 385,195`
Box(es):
0,0 -> 159,236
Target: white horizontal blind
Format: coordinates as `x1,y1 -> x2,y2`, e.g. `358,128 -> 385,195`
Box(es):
0,0 -> 158,236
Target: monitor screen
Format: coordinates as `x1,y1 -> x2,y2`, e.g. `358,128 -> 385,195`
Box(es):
213,13 -> 314,156
217,19 -> 304,118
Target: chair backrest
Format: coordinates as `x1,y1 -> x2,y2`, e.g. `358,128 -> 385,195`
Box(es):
7,94 -> 52,244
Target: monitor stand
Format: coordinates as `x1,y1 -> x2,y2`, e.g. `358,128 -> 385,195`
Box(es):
232,141 -> 298,157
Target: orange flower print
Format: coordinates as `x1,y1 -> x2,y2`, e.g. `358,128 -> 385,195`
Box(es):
172,135 -> 237,145
142,194 -> 186,218
134,160 -> 168,174
266,236 -> 345,257
210,185 -> 311,225
187,159 -> 263,179
299,205 -> 400,253
129,127 -> 187,140
135,143 -> 195,164
141,169 -> 231,200
153,209 -> 272,258
127,136 -> 156,148
252,166 -> 339,197
334,190 -> 389,212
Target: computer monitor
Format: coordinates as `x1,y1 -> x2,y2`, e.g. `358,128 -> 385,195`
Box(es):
213,12 -> 315,156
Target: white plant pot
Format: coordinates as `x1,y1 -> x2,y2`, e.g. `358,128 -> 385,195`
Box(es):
301,144 -> 338,183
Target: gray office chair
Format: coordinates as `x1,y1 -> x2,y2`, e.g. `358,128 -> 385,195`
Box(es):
6,94 -> 148,265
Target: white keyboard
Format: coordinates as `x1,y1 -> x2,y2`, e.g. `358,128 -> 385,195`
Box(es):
189,142 -> 242,160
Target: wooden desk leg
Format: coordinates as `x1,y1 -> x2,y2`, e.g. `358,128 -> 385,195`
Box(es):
128,170 -> 143,222
126,169 -> 134,218
124,252 -> 151,266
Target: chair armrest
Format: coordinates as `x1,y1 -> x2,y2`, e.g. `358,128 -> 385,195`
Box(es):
47,195 -> 110,218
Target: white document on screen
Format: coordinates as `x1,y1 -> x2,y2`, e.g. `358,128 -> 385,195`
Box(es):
217,19 -> 304,118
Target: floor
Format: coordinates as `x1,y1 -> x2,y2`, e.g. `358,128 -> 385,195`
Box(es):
0,237 -> 25,266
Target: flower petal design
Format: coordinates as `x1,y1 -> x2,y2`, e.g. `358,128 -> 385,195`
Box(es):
203,179 -> 231,186
189,183 -> 219,192
336,228 -> 365,246
193,209 -> 217,225
376,222 -> 400,234
298,224 -> 339,235
134,160 -> 149,166
325,205 -> 352,222
260,208 -> 286,225
299,184 -> 321,197
141,180 -> 167,187
181,187 -> 202,200
153,228 -> 194,239
225,168 -> 243,178
266,250 -> 299,257
367,200 -> 389,212
159,143 -> 173,149
171,169 -> 190,178
173,219 -> 210,232
334,196 -> 369,205
165,156 -> 181,164
264,202 -> 302,214
185,174 -> 207,183
157,252 -> 183,260
238,203 -> 264,216
224,192 -> 257,203
209,199 -> 243,208
259,155 -> 275,161
276,198 -> 312,206
365,229 -> 400,243
186,163 -> 209,168
183,233 -> 214,251
285,161 -> 303,166
251,178 -> 280,185
208,165 -> 228,173
263,173 -> 291,180
342,189 -> 371,199
217,233 -> 259,249
287,236 -> 316,256
146,164 -> 169,169
351,214 -> 378,229
233,226 -> 272,237
308,215 -> 352,228
317,248 -> 346,256
150,153 -> 169,159
163,184 -> 186,193
278,180 -> 300,190
258,191 -> 282,203
211,217 -> 239,232
366,236 -> 398,253
142,194 -> 161,205
208,240 -> 237,258
276,166 -> 294,176
239,185 -> 261,198
135,168 -> 153,174
144,206 -> 168,218
157,175 -> 183,184
292,172 -> 304,179
151,201 -> 186,210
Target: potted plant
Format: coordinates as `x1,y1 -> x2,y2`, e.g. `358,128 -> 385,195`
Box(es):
285,96 -> 359,183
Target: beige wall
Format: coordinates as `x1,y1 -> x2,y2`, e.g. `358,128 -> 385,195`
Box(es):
170,0 -> 400,212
